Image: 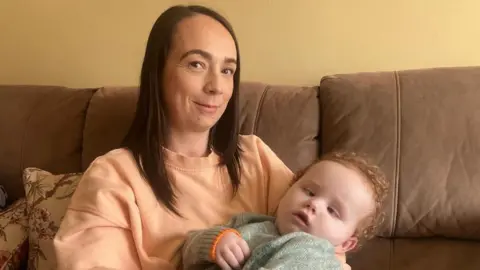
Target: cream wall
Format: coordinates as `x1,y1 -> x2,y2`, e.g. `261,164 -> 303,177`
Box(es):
1,0 -> 480,87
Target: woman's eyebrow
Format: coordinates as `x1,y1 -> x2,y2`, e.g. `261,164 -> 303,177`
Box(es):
224,57 -> 237,65
180,49 -> 211,60
180,49 -> 236,64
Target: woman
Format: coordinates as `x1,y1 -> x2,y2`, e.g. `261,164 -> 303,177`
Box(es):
54,5 -> 349,270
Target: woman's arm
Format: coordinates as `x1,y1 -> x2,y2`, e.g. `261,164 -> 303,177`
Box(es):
251,136 -> 294,215
54,157 -> 141,270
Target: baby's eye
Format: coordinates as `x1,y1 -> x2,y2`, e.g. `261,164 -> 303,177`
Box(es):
303,187 -> 315,197
327,206 -> 340,218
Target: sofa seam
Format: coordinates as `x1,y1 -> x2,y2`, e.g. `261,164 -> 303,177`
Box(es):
80,88 -> 101,170
252,85 -> 270,134
389,71 -> 401,270
317,85 -> 323,155
393,71 -> 401,237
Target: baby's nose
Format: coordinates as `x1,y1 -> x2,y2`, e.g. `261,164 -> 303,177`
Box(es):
306,201 -> 317,214
307,199 -> 329,215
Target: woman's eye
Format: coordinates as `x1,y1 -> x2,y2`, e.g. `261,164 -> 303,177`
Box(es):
222,68 -> 235,75
188,61 -> 204,69
327,206 -> 339,218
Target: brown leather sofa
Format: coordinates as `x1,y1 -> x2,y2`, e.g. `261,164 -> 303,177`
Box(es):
1,66 -> 480,269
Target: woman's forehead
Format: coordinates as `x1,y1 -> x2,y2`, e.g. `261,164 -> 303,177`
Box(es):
171,14 -> 237,60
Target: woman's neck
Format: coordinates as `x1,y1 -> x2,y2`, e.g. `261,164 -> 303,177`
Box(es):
164,130 -> 210,157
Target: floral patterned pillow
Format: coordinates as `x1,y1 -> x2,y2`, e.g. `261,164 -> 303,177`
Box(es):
23,168 -> 82,270
0,198 -> 29,270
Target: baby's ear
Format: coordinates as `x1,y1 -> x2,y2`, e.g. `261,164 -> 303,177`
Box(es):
335,237 -> 358,253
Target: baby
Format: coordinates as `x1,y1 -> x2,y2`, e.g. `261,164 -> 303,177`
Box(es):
182,151 -> 389,270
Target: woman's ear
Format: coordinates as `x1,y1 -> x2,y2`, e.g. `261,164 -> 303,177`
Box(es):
335,237 -> 358,253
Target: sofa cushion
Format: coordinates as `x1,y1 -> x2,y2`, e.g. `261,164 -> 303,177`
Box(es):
237,82 -> 320,172
348,237 -> 480,270
0,198 -> 29,270
81,87 -> 138,170
82,83 -> 320,173
23,168 -> 82,270
0,85 -> 94,201
319,66 -> 480,240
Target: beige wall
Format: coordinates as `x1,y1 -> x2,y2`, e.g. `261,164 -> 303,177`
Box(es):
1,0 -> 480,88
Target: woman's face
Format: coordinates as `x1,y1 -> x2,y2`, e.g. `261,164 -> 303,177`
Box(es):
162,14 -> 237,134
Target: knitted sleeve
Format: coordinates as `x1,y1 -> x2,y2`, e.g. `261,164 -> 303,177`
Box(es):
181,214 -> 251,269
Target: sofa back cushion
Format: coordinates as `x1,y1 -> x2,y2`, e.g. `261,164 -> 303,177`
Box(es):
82,82 -> 320,173
237,82 -> 319,172
81,87 -> 138,170
319,67 -> 480,240
0,85 -> 93,201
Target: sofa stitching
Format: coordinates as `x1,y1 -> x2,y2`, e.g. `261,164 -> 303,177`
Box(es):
393,71 -> 401,237
80,88 -> 100,170
317,85 -> 323,155
389,71 -> 402,270
252,85 -> 270,134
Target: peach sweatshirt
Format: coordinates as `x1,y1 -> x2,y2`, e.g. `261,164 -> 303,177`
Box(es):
54,135 -> 349,270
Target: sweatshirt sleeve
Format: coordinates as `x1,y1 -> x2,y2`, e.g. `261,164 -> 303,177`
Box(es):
335,253 -> 352,270
53,157 -> 141,270
253,136 -> 295,215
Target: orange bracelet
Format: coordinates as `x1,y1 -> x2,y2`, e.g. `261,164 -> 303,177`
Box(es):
210,228 -> 241,261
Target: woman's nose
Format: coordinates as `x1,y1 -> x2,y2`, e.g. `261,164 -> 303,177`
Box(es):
204,71 -> 222,95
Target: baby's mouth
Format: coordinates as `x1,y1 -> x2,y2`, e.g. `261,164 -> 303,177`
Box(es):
293,211 -> 310,227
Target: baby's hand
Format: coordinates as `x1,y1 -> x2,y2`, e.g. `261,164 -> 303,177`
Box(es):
215,231 -> 250,270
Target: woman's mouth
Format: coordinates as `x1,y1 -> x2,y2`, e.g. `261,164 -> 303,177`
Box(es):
193,102 -> 219,114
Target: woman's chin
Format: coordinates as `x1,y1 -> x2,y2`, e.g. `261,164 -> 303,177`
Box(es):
184,118 -> 218,133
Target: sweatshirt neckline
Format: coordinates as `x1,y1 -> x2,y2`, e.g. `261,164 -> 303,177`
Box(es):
162,147 -> 221,170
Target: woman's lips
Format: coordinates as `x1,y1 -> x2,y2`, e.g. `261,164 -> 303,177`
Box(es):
194,102 -> 219,114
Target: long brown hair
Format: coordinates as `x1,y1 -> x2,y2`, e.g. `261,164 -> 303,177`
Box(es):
122,5 -> 242,216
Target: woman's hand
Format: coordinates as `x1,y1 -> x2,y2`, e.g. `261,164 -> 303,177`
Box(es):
215,232 -> 251,270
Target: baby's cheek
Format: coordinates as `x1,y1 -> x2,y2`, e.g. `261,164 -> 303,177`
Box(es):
329,223 -> 351,245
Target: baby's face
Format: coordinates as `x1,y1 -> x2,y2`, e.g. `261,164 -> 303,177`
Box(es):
275,160 -> 374,253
